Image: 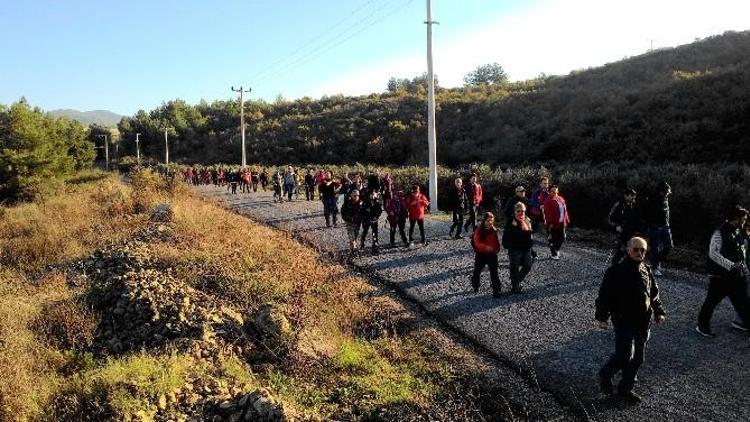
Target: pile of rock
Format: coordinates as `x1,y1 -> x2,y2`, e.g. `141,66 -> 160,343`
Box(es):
205,388 -> 294,422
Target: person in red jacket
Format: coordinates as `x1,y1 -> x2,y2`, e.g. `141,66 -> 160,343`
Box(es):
464,174 -> 483,233
471,212 -> 501,297
406,184 -> 430,247
542,184 -> 570,260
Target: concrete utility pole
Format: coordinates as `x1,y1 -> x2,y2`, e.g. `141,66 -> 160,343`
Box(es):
163,127 -> 174,165
425,0 -> 438,212
135,133 -> 141,166
231,86 -> 252,168
95,134 -> 109,171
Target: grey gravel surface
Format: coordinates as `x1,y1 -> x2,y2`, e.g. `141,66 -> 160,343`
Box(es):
197,186 -> 750,422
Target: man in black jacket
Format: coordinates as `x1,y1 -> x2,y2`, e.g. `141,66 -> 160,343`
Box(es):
595,236 -> 667,404
645,182 -> 672,276
607,188 -> 643,264
360,189 -> 383,254
696,206 -> 750,337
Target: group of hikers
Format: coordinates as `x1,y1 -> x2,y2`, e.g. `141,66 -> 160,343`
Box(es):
185,164 -> 750,406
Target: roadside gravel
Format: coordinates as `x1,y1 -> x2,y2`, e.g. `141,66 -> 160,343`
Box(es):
197,186 -> 750,422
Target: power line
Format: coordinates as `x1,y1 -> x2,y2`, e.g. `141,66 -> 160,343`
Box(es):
249,0 -> 383,83
255,0 -> 416,87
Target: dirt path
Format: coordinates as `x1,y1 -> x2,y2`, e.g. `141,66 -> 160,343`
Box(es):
197,185 -> 750,422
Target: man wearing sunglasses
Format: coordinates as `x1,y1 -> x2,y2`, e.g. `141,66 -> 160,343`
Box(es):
595,236 -> 667,404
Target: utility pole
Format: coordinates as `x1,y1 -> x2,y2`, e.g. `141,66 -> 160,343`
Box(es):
231,86 -> 252,168
163,127 -> 174,165
95,134 -> 109,171
425,0 -> 438,212
135,133 -> 141,166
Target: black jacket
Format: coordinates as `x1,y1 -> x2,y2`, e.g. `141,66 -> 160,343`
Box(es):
645,194 -> 670,227
595,258 -> 666,330
360,197 -> 383,224
607,199 -> 643,238
502,217 -> 534,250
448,187 -> 467,213
341,199 -> 363,224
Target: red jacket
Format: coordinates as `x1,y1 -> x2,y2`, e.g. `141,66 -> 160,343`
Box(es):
472,226 -> 500,255
467,183 -> 483,206
542,195 -> 570,228
406,193 -> 430,221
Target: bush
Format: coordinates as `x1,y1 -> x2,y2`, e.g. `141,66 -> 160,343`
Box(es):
33,299 -> 97,350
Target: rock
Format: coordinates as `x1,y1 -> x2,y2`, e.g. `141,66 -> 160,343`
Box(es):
238,393 -> 251,408
252,304 -> 292,340
150,203 -> 174,222
219,401 -> 235,411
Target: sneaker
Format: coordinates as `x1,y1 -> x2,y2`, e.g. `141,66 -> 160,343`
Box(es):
652,268 -> 663,277
455,234 -> 464,240
550,253 -> 560,261
407,242 -> 413,249
695,325 -> 716,338
618,390 -> 642,405
731,320 -> 749,332
422,240 -> 428,247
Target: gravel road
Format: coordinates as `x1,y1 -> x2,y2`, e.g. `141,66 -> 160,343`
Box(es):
196,185 -> 750,422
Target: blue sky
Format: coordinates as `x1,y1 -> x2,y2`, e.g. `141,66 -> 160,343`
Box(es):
1,0 -> 748,115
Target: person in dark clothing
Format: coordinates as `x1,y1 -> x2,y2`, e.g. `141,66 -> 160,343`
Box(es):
504,186 -> 530,225
304,169 -> 316,201
530,176 -> 550,232
385,190 -> 409,247
471,212 -> 502,297
341,189 -> 364,253
251,169 -> 260,192
464,174 -> 483,233
645,182 -> 672,276
607,188 -> 644,265
360,189 -> 383,254
259,168 -> 269,191
595,236 -> 667,404
367,170 -> 382,196
319,172 -> 341,227
229,170 -> 239,194
448,178 -> 467,239
502,202 -> 534,293
272,170 -> 283,202
696,206 -> 750,337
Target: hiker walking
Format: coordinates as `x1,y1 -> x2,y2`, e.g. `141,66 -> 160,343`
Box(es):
542,184 -> 570,260
259,167 -> 269,191
341,189 -> 364,253
464,174 -> 483,233
696,206 -> 750,337
406,185 -> 430,247
360,188 -> 383,254
283,166 -> 297,201
304,169 -> 316,201
448,178 -> 467,239
251,168 -> 259,192
503,203 -> 534,293
470,212 -> 501,297
607,188 -> 643,265
272,169 -> 284,202
595,236 -> 667,404
319,172 -> 341,227
385,190 -> 409,248
645,182 -> 672,276
530,176 -> 550,232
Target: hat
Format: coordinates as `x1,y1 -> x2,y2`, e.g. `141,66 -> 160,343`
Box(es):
515,186 -> 526,193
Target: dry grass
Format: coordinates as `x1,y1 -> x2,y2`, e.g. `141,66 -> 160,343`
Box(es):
0,169 -> 506,421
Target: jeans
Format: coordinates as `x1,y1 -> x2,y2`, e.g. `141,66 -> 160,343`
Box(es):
600,324 -> 650,393
472,254 -> 500,293
698,274 -> 750,329
409,219 -> 426,243
345,222 -> 361,248
305,184 -> 315,200
323,197 -> 338,225
285,183 -> 296,201
361,221 -> 379,248
389,220 -> 408,246
464,203 -> 477,232
508,249 -> 533,291
648,225 -> 673,269
450,210 -> 464,236
548,226 -> 566,254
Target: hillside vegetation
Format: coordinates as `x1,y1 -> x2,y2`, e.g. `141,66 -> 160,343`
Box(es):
0,170 -> 560,421
116,30 -> 750,166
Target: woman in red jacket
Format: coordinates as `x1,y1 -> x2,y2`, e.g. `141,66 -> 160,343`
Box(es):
471,212 -> 502,297
542,184 -> 570,260
406,184 -> 430,247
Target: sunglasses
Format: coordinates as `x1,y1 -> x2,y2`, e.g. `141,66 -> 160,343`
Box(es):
631,247 -> 647,253
515,209 -> 525,213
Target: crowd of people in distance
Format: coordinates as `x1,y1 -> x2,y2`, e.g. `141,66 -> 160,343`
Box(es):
175,164 -> 750,406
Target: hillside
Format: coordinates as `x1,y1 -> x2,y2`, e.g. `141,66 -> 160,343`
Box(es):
49,108 -> 123,126
115,29 -> 750,166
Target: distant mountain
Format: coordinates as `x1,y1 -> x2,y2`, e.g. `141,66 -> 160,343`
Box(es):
48,109 -> 123,127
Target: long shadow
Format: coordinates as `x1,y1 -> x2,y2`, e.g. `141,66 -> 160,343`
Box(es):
366,249 -> 471,272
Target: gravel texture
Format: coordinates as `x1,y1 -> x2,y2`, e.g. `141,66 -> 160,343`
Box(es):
198,185 -> 750,422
